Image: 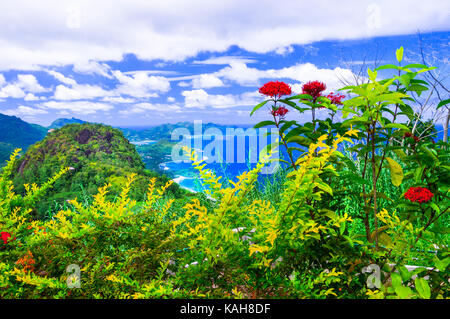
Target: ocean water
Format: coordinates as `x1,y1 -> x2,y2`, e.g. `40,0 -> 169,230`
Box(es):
163,124 -> 447,193
161,131 -> 284,192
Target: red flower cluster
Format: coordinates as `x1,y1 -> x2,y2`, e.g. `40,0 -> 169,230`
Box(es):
326,92 -> 345,105
404,187 -> 434,203
259,81 -> 292,99
302,81 -> 327,100
271,106 -> 289,117
1,231 -> 11,244
404,132 -> 420,142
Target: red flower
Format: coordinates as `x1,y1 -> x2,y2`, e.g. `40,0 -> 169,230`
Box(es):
1,232 -> 12,244
259,81 -> 292,99
327,92 -> 345,105
302,81 -> 327,101
271,106 -> 289,117
404,132 -> 420,143
404,187 -> 434,203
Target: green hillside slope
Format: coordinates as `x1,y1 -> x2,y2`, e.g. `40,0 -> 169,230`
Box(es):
11,123 -> 184,217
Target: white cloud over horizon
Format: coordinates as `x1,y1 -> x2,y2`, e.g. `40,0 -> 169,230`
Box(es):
0,0 -> 447,126
0,0 -> 448,71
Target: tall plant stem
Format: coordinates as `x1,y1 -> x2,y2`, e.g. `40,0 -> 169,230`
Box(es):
272,101 -> 298,171
370,121 -> 379,250
362,125 -> 371,241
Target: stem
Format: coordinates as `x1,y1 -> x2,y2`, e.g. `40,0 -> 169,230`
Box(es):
371,122 -> 379,250
273,107 -> 298,171
362,125 -> 371,241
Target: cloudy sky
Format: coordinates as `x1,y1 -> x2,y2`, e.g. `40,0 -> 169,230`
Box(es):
0,0 -> 448,127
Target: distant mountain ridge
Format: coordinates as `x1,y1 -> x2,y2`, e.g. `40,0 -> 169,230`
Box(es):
48,117 -> 88,129
121,121 -> 253,142
0,113 -> 47,165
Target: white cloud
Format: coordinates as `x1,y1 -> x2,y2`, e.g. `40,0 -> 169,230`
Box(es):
41,100 -> 114,114
73,60 -> 112,78
16,74 -> 46,92
167,96 -> 175,102
177,81 -> 190,87
214,62 -> 355,91
2,105 -> 48,116
191,74 -> 224,89
274,45 -> 294,56
102,96 -> 135,103
182,89 -> 259,109
216,62 -> 264,86
192,56 -> 258,65
53,83 -> 112,100
47,70 -> 77,85
24,93 -> 40,101
0,84 -> 25,98
0,74 -> 46,98
0,1 -> 447,70
113,70 -> 170,98
120,102 -> 181,114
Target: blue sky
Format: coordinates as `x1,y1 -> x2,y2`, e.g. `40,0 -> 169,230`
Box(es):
0,1 -> 448,127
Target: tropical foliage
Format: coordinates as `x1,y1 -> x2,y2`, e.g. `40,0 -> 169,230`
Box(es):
0,48 -> 448,299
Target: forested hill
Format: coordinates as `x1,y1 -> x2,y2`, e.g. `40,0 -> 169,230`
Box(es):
0,113 -> 47,164
11,123 -> 184,217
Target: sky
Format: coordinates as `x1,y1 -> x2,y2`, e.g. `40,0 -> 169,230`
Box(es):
0,0 -> 448,127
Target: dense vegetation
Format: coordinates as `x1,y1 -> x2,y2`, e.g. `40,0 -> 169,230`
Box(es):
136,139 -> 174,172
10,123 -> 185,217
0,48 -> 448,299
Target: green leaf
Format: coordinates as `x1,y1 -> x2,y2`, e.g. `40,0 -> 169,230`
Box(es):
422,146 -> 438,161
437,98 -> 450,109
393,149 -> 407,160
398,104 -> 415,120
254,120 -> 276,129
375,64 -> 400,71
314,181 -> 333,195
378,232 -> 393,248
385,157 -> 404,187
414,277 -> 431,299
278,99 -> 297,108
402,63 -> 429,69
397,265 -> 412,282
284,126 -> 309,141
395,285 -> 413,299
414,166 -> 426,183
286,135 -> 310,147
287,93 -> 312,101
339,221 -> 346,235
391,273 -> 403,288
434,257 -> 450,272
385,123 -> 411,131
250,100 -> 269,116
368,68 -> 377,81
396,46 -> 404,63
398,73 -> 411,87
408,84 -> 429,96
279,120 -> 297,135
